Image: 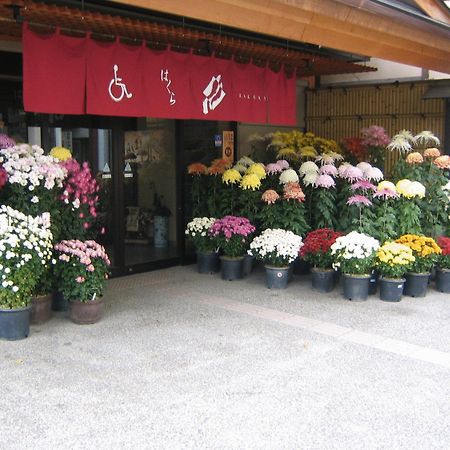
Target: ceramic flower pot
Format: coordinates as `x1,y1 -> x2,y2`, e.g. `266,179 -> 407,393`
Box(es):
69,298 -> 104,324
404,272 -> 430,297
435,268 -> 450,293
342,274 -> 371,301
311,268 -> 335,293
379,277 -> 405,302
0,306 -> 31,340
220,256 -> 245,281
196,251 -> 220,274
31,293 -> 52,324
264,265 -> 290,289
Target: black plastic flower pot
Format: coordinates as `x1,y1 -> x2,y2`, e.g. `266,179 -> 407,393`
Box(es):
342,274 -> 370,301
0,307 -> 31,341
242,254 -> 255,277
196,251 -> 220,274
404,272 -> 429,297
265,265 -> 290,289
311,268 -> 335,293
435,268 -> 450,293
379,277 -> 405,302
368,271 -> 379,295
52,290 -> 70,311
220,256 -> 244,281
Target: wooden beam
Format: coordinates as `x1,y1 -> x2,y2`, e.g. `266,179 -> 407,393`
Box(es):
412,0 -> 450,24
109,0 -> 450,73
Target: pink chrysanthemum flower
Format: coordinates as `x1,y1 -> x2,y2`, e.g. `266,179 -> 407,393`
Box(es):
340,165 -> 364,182
315,174 -> 335,189
351,179 -> 377,192
347,195 -> 372,206
373,189 -> 399,200
276,159 -> 290,170
365,167 -> 384,181
265,163 -> 283,175
319,164 -> 338,176
261,189 -> 280,204
356,162 -> 372,175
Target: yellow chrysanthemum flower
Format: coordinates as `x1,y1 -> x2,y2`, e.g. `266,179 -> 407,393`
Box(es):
277,147 -> 299,160
300,146 -> 317,158
240,173 -> 261,191
246,163 -> 266,179
50,146 -> 72,161
222,168 -> 242,185
377,181 -> 397,193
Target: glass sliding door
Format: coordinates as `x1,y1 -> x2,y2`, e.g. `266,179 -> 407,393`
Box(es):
123,118 -> 179,267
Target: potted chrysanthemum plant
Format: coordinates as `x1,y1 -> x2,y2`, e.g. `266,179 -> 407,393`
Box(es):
209,216 -> 255,281
185,217 -> 219,274
54,240 -> 110,324
0,206 -> 53,340
300,228 -> 343,292
395,234 -> 441,297
330,231 -> 380,301
435,236 -> 450,293
249,228 -> 303,289
375,242 -> 415,302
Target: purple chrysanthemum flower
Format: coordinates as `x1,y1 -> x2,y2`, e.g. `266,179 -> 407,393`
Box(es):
319,164 -> 338,176
276,159 -> 290,170
265,163 -> 283,175
347,195 -> 372,206
365,167 -> 384,181
373,189 -> 399,200
0,134 -> 16,150
315,174 -> 335,189
340,165 -> 364,182
351,179 -> 377,192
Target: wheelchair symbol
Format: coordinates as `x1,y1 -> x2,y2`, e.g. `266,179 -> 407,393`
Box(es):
108,64 -> 133,102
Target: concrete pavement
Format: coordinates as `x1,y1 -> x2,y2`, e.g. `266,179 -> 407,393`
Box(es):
1,265 -> 449,449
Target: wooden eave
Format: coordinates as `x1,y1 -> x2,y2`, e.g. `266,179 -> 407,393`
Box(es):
0,0 -> 376,77
108,0 -> 450,74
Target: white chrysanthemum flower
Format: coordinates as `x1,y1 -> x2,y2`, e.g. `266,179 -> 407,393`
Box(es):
303,172 -> 319,186
413,131 -> 440,148
279,169 -> 299,184
299,161 -> 319,176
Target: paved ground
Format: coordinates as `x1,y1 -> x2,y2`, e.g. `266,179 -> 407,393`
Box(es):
1,264 -> 449,450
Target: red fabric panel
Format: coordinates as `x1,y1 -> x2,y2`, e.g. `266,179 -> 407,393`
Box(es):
232,62 -> 267,123
190,54 -> 235,121
265,67 -> 297,126
141,48 -> 195,119
86,39 -> 145,116
22,24 -> 86,114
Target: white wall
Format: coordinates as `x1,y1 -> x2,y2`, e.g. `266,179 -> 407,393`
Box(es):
321,58 -> 449,86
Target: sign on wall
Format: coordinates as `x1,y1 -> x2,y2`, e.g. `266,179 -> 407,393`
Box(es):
23,24 -> 296,125
222,131 -> 234,163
